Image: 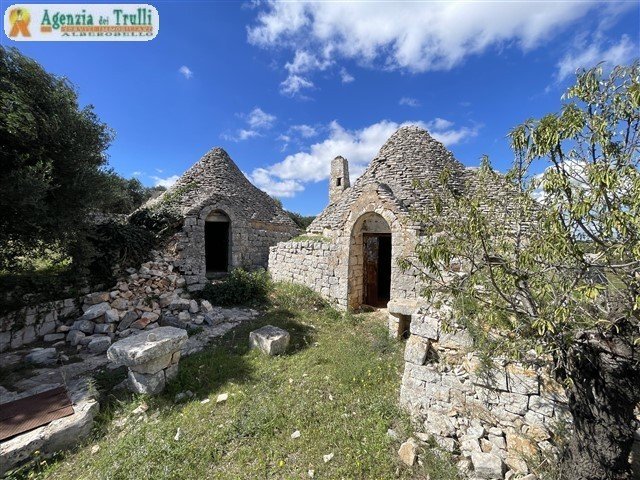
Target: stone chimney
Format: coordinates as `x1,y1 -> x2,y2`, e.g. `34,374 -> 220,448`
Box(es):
329,156 -> 350,203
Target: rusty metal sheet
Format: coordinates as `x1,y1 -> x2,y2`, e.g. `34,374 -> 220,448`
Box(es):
0,386 -> 74,441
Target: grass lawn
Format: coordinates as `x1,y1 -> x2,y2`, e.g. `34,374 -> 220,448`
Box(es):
12,283 -> 458,480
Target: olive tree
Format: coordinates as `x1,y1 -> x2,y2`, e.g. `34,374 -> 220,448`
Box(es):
413,64 -> 639,479
0,46 -> 113,271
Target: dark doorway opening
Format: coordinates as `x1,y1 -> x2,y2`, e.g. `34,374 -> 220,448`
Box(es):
363,233 -> 391,307
205,221 -> 229,273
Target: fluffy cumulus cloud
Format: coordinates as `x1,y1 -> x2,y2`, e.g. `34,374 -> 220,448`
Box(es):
248,118 -> 479,197
247,1 -> 625,93
178,65 -> 193,79
151,175 -> 180,188
556,34 -> 637,82
222,107 -> 276,141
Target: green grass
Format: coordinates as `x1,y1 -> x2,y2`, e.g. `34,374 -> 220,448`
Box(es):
11,283 -> 458,480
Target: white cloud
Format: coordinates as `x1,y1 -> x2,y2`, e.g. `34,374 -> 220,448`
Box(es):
248,168 -> 305,198
399,97 -> 420,107
280,74 -> 314,96
556,34 -> 637,82
223,107 -> 277,141
178,65 -> 193,79
132,171 -> 142,177
340,67 -> 354,83
246,107 -> 277,129
151,175 -> 180,188
248,1 -> 621,79
247,118 -> 479,197
285,49 -> 332,74
291,124 -> 317,138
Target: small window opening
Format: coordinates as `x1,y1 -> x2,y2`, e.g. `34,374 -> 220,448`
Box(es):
336,177 -> 342,186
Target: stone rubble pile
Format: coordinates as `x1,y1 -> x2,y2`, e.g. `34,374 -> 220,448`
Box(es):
38,254 -> 256,354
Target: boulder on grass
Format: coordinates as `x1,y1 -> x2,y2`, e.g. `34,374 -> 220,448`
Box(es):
249,325 -> 290,356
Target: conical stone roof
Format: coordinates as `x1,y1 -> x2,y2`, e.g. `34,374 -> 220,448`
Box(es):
149,147 -> 296,226
308,125 -> 467,233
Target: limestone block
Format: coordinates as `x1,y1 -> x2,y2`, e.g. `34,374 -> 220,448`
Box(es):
10,329 -> 24,349
249,325 -> 290,355
117,311 -> 138,331
22,326 -> 37,344
404,335 -> 429,365
66,330 -> 85,346
406,363 -> 440,383
25,348 -> 58,366
71,320 -> 95,334
0,331 -> 10,353
410,314 -> 440,340
506,431 -> 538,457
43,333 -> 65,343
84,292 -> 110,306
506,365 -> 539,395
87,336 -> 111,354
129,353 -> 173,374
471,452 -> 506,479
398,439 -> 418,466
37,321 -> 57,337
528,395 -> 554,417
104,309 -> 119,323
424,411 -> 456,437
127,369 -> 165,395
78,302 -> 110,321
170,298 -> 191,311
438,330 -> 473,350
107,327 -> 188,367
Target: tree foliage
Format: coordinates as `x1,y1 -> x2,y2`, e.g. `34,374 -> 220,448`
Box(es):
0,46 -> 114,270
0,47 -> 164,274
413,64 -> 639,479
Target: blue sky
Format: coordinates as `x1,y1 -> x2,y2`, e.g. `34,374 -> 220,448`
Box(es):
2,0 -> 639,215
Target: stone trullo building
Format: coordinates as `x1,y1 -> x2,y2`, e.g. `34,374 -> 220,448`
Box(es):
269,125 -> 471,329
268,126 -> 591,478
148,147 -> 299,291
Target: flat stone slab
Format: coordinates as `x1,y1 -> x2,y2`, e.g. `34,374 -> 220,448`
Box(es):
249,325 -> 290,356
107,327 -> 187,367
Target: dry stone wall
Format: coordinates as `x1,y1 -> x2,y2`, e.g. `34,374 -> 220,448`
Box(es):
398,300 -> 572,479
0,251 -> 259,357
0,299 -> 80,352
268,240 -> 344,304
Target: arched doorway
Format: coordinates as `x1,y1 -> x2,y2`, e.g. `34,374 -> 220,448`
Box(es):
348,212 -> 392,309
205,210 -> 230,275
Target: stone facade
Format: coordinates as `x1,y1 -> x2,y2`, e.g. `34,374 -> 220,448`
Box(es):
145,147 -> 299,291
269,125 -> 464,309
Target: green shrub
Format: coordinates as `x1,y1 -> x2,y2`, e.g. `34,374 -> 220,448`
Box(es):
129,203 -> 183,241
83,220 -> 155,285
198,269 -> 271,306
